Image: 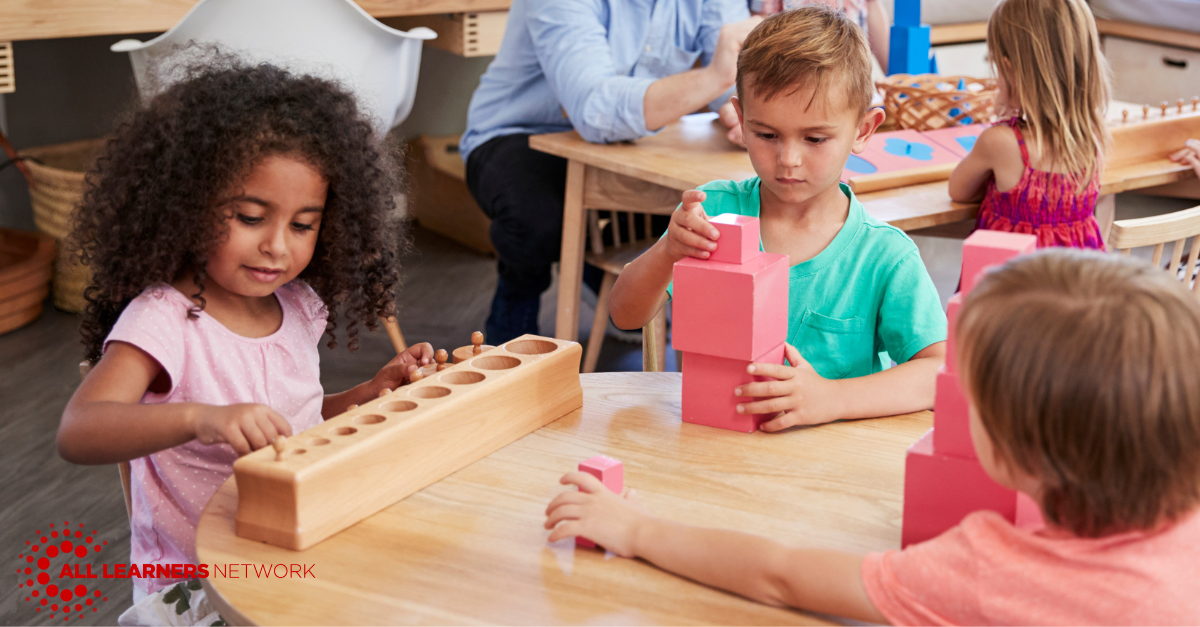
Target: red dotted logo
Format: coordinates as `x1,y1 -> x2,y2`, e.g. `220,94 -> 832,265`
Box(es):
16,521 -> 109,621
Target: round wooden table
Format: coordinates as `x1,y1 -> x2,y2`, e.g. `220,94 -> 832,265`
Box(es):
196,372 -> 930,625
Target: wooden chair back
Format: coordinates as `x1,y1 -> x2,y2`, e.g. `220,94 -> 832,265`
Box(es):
79,360 -> 133,521
1109,205 -> 1200,298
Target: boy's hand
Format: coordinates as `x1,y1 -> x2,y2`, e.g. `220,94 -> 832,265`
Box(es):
371,342 -> 435,391
666,190 -> 721,262
544,472 -> 651,558
734,344 -> 843,430
1170,139 -> 1200,177
192,404 -> 293,456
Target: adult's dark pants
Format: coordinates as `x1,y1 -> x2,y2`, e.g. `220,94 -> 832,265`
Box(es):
466,133 -> 599,344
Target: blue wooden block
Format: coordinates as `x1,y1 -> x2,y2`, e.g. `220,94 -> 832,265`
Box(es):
888,24 -> 932,75
894,0 -> 921,27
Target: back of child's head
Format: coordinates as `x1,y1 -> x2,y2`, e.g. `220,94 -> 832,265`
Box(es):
958,249 -> 1200,537
71,55 -> 404,362
987,0 -> 1111,186
736,6 -> 873,115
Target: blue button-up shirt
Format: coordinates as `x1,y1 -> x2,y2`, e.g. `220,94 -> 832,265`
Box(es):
460,0 -> 750,160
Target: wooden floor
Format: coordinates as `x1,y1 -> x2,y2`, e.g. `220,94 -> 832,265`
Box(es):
1,192 -> 1191,624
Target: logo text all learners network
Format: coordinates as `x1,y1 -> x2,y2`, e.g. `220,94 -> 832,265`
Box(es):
57,563 -> 316,579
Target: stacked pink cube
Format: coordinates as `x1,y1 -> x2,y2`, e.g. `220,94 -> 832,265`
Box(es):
672,214 -> 790,433
901,230 -> 1043,547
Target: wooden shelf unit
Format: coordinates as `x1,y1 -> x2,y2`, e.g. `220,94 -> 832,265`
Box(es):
384,11 -> 507,57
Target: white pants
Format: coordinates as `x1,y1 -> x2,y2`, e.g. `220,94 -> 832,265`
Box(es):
118,581 -> 222,626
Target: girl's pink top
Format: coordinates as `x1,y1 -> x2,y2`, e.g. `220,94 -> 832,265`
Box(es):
975,117 -> 1106,251
862,509 -> 1200,625
104,282 -> 327,595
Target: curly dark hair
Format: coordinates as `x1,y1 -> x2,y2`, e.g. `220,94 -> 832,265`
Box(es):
70,56 -> 406,363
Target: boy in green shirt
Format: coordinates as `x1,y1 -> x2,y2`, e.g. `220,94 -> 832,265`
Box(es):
609,6 -> 946,430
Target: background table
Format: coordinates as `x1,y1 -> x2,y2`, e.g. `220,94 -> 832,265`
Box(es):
197,372 -> 932,625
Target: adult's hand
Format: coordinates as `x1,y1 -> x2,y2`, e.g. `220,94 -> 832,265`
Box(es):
706,17 -> 764,89
717,101 -> 745,148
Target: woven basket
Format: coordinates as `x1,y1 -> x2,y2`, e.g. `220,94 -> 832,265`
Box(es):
877,74 -> 999,131
20,138 -> 106,313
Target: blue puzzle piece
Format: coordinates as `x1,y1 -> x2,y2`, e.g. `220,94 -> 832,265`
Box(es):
956,136 -> 978,152
845,155 -> 877,174
883,138 -> 934,161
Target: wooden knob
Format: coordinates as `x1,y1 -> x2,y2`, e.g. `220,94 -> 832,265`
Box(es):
378,387 -> 391,397
1160,101 -> 1169,116
1143,104 -> 1150,119
1179,98 -> 1186,114
1122,109 -> 1128,123
472,331 -> 484,347
273,436 -> 287,461
348,404 -> 358,410
410,368 -> 424,383
435,349 -> 449,372
1193,96 -> 1199,112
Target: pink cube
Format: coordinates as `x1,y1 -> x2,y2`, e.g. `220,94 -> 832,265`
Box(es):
672,252 -> 789,361
681,343 -> 786,433
945,293 -> 963,373
932,367 -> 975,459
708,214 -> 760,264
960,231 -> 1037,295
576,455 -> 624,549
902,430 -> 1016,547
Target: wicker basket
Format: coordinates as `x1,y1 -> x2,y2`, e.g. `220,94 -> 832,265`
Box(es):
877,74 -> 999,131
20,138 -> 106,313
0,228 -> 55,335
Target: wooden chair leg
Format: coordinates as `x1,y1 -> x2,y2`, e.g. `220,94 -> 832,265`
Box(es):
1097,194 -> 1116,248
383,316 -> 407,354
583,273 -> 617,373
642,305 -> 667,372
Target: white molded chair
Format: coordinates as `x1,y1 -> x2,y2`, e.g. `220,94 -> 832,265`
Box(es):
111,0 -> 437,136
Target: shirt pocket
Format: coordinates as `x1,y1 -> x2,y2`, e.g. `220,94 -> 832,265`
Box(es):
792,309 -> 874,379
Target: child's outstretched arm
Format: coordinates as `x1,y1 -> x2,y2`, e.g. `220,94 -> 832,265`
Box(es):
321,342 -> 434,417
948,125 -> 1013,203
544,472 -> 887,623
1170,139 -> 1200,178
737,342 -> 944,429
59,342 -> 294,464
609,190 -> 721,330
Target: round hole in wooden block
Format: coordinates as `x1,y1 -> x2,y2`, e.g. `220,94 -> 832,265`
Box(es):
353,414 -> 387,425
332,426 -> 358,436
284,448 -> 307,457
504,339 -> 558,355
471,355 -> 521,370
380,400 -> 417,413
439,371 -> 485,385
307,437 -> 330,447
409,386 -> 451,399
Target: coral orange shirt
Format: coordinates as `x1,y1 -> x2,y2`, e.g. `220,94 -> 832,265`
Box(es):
862,509 -> 1200,625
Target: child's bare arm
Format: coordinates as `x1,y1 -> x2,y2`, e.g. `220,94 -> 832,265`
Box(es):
545,473 -> 887,623
737,342 -> 944,429
59,342 -> 293,464
948,126 -> 1007,203
609,190 -> 720,330
1170,139 -> 1200,178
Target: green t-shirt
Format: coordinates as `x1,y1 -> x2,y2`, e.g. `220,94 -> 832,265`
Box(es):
668,178 -> 946,379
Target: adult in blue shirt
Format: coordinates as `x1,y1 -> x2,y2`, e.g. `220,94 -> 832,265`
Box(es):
461,0 -> 759,343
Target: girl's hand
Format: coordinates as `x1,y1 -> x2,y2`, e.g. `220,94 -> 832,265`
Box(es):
666,190 -> 721,262
734,344 -> 843,430
544,471 -> 651,558
371,342 -> 435,391
1170,139 -> 1200,178
192,404 -> 293,456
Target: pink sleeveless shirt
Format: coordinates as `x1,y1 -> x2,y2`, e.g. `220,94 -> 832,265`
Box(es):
975,118 -> 1106,250
103,282 -> 327,595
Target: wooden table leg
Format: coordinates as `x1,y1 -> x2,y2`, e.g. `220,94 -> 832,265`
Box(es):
1096,193 -> 1116,248
555,160 -> 587,341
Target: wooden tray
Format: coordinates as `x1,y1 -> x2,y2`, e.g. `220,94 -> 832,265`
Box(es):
0,228 -> 56,335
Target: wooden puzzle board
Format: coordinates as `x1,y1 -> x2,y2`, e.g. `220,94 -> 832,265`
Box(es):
198,372 -> 932,625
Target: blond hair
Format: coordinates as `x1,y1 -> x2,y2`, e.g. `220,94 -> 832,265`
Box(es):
958,249 -> 1200,537
736,6 -> 873,113
987,0 -> 1111,190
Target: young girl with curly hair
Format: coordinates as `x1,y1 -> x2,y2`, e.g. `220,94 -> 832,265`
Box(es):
56,61 -> 432,617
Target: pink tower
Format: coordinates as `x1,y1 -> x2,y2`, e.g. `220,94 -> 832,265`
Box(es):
901,230 -> 1043,547
672,215 -> 790,433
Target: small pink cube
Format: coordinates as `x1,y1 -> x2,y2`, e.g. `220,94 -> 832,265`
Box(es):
960,231 -> 1037,295
945,293 -> 963,373
932,366 -> 974,459
576,456 -> 624,549
708,214 -> 760,264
